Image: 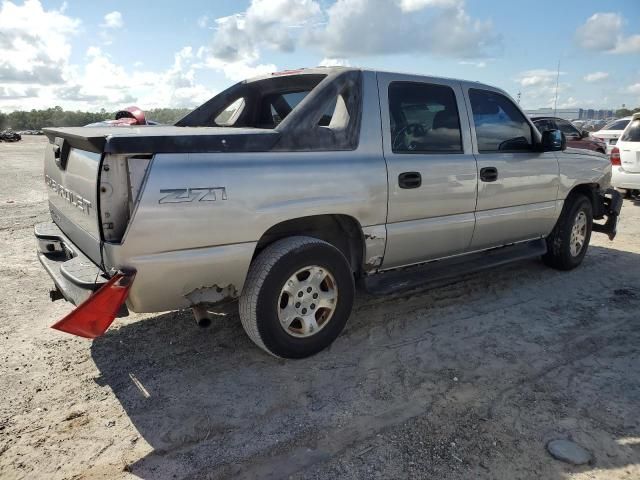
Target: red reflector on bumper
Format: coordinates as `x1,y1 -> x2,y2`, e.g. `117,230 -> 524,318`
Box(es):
51,271 -> 135,339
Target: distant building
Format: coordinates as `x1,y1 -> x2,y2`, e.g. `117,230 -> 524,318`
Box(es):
524,107 -> 614,120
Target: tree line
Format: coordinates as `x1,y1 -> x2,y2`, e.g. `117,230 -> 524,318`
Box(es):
1,105 -> 638,132
614,107 -> 640,118
0,106 -> 193,130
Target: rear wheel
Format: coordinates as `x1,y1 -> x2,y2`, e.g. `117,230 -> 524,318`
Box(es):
542,194 -> 593,270
239,236 -> 355,358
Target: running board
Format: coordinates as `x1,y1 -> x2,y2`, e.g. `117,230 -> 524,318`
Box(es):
363,239 -> 547,296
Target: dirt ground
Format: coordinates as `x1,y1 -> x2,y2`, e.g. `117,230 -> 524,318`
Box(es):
0,136 -> 639,480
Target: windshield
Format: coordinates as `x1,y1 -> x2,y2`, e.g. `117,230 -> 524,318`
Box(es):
603,119 -> 630,131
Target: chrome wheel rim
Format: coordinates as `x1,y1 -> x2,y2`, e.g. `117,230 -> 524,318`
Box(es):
277,266 -> 338,338
570,210 -> 587,257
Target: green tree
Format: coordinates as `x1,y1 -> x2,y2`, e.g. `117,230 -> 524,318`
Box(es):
0,107 -> 195,130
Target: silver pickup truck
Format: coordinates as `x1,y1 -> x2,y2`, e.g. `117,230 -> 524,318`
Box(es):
35,67 -> 621,358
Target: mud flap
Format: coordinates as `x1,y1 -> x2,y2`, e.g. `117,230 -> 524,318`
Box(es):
592,188 -> 622,241
51,271 -> 135,339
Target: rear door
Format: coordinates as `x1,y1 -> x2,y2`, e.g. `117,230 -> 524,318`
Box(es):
377,73 -> 478,269
43,135 -> 103,264
618,116 -> 640,172
463,85 -> 559,250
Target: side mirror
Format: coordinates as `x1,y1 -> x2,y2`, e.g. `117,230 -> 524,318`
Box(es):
540,129 -> 566,152
581,130 -> 589,138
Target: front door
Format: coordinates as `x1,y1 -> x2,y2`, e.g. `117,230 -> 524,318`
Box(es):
464,86 -> 560,250
378,73 -> 478,269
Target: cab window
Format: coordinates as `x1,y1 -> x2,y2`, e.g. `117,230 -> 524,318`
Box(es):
469,89 -> 533,152
388,82 -> 463,153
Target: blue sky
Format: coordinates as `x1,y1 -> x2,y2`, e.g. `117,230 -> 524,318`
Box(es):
1,0 -> 639,112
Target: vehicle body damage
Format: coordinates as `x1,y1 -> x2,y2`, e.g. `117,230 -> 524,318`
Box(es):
35,67 -> 622,357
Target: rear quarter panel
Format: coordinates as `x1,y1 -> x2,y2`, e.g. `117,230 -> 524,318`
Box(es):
103,71 -> 388,312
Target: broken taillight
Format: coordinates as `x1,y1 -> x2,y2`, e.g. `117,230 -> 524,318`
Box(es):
51,271 -> 135,339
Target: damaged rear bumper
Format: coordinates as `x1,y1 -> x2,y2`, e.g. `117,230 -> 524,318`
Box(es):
592,188 -> 623,240
36,222 -> 135,338
35,222 -> 110,306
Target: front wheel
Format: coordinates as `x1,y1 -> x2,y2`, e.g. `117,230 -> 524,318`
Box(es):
542,194 -> 593,270
239,236 -> 355,358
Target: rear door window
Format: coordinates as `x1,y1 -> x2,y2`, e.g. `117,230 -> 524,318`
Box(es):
533,119 -> 555,133
621,119 -> 640,142
469,89 -> 533,152
555,119 -> 581,137
388,82 -> 462,153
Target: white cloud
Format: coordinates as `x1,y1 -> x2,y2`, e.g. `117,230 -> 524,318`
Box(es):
60,46 -> 214,109
575,12 -> 640,54
516,69 -> 562,87
204,0 -> 497,68
459,60 -> 486,68
627,83 -> 640,95
315,0 -> 497,59
557,97 -> 580,109
209,0 -> 321,63
515,69 -> 572,110
583,71 -> 609,83
319,57 -> 351,67
102,11 -> 123,29
196,46 -> 277,82
399,0 -> 461,12
0,0 -> 79,86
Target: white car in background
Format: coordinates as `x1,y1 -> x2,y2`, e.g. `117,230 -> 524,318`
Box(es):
611,113 -> 640,196
594,117 -> 632,154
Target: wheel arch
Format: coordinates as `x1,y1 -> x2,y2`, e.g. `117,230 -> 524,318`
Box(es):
566,183 -> 603,218
253,214 -> 366,277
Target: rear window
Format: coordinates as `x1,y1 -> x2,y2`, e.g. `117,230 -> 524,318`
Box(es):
620,119 -> 640,142
178,74 -> 328,129
260,91 -> 337,128
603,119 -> 630,131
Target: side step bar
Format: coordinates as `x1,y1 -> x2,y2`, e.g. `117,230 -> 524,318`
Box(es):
363,239 -> 547,296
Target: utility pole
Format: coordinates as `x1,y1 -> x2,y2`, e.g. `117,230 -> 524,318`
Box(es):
553,58 -> 560,116
516,91 -> 521,104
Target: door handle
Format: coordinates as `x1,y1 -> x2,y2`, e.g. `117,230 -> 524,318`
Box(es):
479,167 -> 498,182
398,172 -> 422,189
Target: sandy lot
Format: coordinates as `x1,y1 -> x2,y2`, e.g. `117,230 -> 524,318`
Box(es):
0,136 -> 639,480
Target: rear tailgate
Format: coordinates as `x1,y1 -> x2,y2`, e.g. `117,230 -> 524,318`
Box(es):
43,130 -> 106,264
42,125 -> 281,266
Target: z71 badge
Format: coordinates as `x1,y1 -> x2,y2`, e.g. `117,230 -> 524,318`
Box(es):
159,187 -> 228,204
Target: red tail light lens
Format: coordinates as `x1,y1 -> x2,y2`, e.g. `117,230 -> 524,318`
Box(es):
610,147 -> 621,166
51,271 -> 135,338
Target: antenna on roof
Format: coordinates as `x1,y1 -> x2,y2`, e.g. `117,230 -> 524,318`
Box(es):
553,58 -> 560,116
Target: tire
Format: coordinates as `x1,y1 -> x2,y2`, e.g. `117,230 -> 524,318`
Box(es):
239,236 -> 355,358
542,194 -> 593,271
